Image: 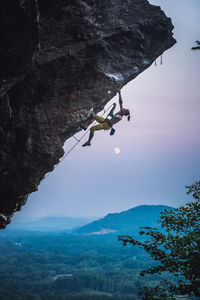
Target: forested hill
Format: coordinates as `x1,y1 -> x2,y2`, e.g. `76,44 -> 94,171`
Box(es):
76,205 -> 174,235
7,216 -> 95,232
7,205 -> 173,233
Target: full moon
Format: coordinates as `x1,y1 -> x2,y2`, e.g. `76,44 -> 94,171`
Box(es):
114,147 -> 120,154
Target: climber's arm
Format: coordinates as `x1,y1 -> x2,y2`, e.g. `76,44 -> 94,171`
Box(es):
109,103 -> 116,117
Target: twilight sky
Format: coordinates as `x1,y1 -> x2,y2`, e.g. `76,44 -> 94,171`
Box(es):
13,0 -> 200,221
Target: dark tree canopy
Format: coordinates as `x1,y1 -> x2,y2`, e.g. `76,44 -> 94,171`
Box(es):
119,181 -> 200,300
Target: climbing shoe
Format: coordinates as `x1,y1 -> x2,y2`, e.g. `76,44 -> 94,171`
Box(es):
80,124 -> 87,131
110,128 -> 115,136
82,141 -> 91,147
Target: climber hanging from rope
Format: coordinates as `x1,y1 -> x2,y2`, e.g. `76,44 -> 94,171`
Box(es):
82,90 -> 130,147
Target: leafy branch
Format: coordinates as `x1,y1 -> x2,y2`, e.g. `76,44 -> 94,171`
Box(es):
119,181 -> 200,299
191,40 -> 200,51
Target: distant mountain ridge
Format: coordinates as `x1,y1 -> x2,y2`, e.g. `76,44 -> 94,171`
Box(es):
7,216 -> 95,232
7,205 -> 174,233
76,205 -> 174,235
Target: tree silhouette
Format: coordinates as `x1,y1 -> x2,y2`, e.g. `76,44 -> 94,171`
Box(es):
119,182 -> 200,299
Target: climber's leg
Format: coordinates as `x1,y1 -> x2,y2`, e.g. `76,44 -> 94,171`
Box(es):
81,114 -> 106,131
93,114 -> 105,124
82,123 -> 104,146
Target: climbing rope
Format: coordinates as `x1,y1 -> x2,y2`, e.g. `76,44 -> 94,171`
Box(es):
160,54 -> 163,65
41,102 -> 114,183
155,54 -> 163,66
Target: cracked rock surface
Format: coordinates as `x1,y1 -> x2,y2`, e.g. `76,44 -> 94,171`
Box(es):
0,0 -> 176,228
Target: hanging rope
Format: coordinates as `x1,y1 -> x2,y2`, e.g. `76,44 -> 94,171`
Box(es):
40,102 -> 114,183
160,54 -> 163,65
155,54 -> 163,66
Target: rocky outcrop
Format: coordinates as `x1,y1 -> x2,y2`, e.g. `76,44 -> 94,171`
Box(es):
0,0 -> 176,228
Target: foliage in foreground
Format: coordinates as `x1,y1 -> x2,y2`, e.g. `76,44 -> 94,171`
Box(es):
119,181 -> 200,300
191,40 -> 200,51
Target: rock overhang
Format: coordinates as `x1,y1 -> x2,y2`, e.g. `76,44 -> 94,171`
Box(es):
0,0 -> 176,228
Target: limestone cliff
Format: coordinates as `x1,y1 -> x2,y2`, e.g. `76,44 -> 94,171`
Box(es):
0,0 -> 176,228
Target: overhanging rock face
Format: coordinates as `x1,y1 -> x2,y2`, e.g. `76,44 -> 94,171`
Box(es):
0,0 -> 176,228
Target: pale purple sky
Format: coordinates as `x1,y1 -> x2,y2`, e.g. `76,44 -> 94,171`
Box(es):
13,0 -> 200,220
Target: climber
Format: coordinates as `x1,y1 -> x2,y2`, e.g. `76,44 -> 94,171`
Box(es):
82,91 -> 130,147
